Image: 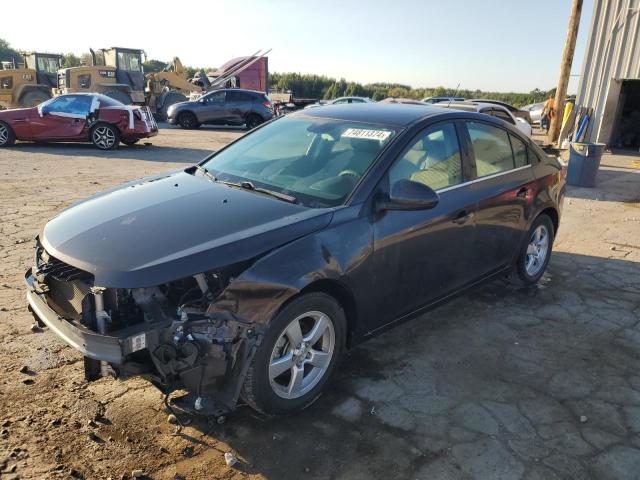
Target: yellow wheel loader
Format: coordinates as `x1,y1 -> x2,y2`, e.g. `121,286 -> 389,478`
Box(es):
0,52 -> 62,110
55,47 -> 203,120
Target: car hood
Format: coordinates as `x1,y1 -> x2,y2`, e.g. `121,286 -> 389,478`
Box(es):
169,101 -> 195,110
0,107 -> 37,120
41,169 -> 333,288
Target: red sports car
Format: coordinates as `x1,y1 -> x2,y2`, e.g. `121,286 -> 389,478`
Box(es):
0,93 -> 158,150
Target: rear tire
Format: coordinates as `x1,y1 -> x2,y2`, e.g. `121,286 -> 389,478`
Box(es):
241,292 -> 346,415
245,114 -> 263,130
91,123 -> 120,150
158,92 -> 187,121
513,214 -> 555,285
0,121 -> 16,147
178,111 -> 199,129
104,90 -> 132,105
19,90 -> 51,107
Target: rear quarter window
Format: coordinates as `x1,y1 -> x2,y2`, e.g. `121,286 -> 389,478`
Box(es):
509,134 -> 529,168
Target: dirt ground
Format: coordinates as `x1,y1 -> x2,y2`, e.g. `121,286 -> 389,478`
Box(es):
0,125 -> 639,480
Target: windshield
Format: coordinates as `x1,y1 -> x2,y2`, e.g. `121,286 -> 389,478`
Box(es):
117,51 -> 142,72
202,116 -> 397,207
36,56 -> 59,74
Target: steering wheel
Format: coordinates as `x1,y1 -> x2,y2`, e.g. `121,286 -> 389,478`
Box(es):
338,169 -> 361,181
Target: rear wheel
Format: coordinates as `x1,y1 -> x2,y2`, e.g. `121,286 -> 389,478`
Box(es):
245,114 -> 263,130
241,292 -> 346,415
178,111 -> 199,129
158,92 -> 187,121
104,90 -> 132,105
513,214 -> 554,285
91,123 -> 119,150
0,121 -> 16,147
19,90 -> 50,108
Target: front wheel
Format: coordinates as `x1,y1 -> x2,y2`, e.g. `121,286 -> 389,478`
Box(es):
178,112 -> 199,129
91,124 -> 119,150
514,214 -> 554,284
241,292 -> 346,415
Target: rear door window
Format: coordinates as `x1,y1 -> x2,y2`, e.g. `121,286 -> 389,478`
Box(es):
466,122 -> 515,177
227,91 -> 254,103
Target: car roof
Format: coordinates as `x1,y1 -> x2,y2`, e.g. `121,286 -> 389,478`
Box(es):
433,101 -> 511,113
291,102 -> 452,127
217,88 -> 265,96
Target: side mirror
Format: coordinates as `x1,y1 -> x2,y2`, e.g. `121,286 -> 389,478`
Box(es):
377,179 -> 439,211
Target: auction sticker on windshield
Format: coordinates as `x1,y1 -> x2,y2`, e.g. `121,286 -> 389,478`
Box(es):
342,128 -> 392,141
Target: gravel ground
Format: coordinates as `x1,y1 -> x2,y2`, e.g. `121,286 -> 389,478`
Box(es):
0,125 -> 639,480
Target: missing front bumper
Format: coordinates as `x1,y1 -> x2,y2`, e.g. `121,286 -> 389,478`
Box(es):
25,269 -> 151,365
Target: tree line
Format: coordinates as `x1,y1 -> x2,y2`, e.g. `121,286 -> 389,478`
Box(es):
1,37 -> 553,107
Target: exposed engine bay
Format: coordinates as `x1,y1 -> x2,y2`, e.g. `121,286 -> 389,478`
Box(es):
29,241 -> 264,418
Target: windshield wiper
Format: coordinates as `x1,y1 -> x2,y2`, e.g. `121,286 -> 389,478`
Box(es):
194,165 -> 215,182
219,180 -> 297,203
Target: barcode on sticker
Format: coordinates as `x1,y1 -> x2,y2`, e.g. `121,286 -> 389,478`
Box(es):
342,128 -> 391,141
130,333 -> 146,352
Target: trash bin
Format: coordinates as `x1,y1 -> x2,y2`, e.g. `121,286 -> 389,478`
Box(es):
567,142 -> 606,187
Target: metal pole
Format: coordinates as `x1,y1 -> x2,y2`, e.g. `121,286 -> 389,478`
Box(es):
547,0 -> 584,145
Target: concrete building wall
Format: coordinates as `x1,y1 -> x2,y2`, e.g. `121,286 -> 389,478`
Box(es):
576,0 -> 640,144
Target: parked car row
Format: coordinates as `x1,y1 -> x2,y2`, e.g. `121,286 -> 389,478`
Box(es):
0,89 -> 541,149
434,101 -> 533,137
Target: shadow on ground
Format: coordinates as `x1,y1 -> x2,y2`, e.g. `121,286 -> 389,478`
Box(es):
9,141 -> 212,163
172,251 -> 640,480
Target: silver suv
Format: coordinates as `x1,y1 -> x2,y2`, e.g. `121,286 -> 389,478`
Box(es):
167,88 -> 274,130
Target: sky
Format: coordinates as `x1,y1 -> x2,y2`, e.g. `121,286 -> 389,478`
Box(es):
2,0 -> 595,93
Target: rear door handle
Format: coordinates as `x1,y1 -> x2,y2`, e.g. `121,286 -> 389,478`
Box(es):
453,210 -> 474,225
517,187 -> 529,198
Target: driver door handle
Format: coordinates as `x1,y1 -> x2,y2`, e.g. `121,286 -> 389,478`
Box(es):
453,210 -> 474,225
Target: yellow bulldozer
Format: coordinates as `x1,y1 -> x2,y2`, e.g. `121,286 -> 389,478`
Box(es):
54,47 -> 203,119
0,52 -> 62,110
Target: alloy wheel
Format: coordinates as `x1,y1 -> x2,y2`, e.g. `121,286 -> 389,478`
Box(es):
92,126 -> 116,149
525,225 -> 549,276
0,124 -> 8,145
269,310 -> 335,399
180,113 -> 195,128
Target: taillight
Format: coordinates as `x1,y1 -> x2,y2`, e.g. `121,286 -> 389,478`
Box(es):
262,100 -> 272,109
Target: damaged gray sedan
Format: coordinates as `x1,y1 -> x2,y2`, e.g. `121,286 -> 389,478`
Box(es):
25,103 -> 563,417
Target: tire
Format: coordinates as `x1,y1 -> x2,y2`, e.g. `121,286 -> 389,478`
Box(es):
513,214 -> 555,285
241,292 -> 346,415
245,113 -> 263,130
104,90 -> 132,105
0,121 -> 16,147
158,92 -> 187,121
178,111 -> 199,129
19,90 -> 51,107
91,123 -> 120,150
121,138 -> 139,146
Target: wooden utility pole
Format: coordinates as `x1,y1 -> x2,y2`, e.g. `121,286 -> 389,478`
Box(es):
547,0 -> 584,145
